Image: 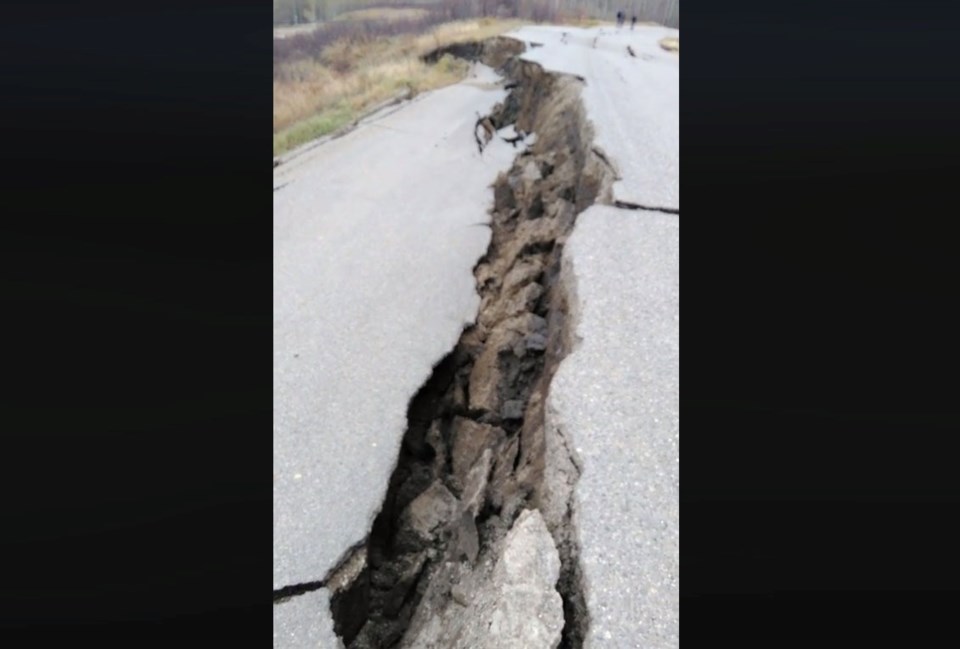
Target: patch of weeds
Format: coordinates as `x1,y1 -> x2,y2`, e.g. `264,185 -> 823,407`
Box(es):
273,103 -> 354,156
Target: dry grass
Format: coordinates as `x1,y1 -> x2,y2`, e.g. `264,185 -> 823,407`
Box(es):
274,18 -> 527,156
334,7 -> 432,22
659,36 -> 679,53
274,22 -> 324,40
560,17 -> 607,27
420,18 -> 527,46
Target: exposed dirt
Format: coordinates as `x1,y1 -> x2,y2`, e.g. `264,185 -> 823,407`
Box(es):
327,37 -> 619,649
420,36 -> 525,70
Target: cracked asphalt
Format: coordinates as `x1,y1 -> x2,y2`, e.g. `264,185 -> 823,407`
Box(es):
274,24 -> 678,648
273,65 -> 517,642
513,24 -> 679,647
552,205 -> 679,648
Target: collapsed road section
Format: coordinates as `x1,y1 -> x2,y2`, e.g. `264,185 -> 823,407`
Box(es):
275,24 -> 679,649
273,41 -> 518,603
324,39 -> 622,649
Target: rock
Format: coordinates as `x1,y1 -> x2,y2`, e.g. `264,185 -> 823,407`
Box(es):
451,581 -> 472,607
452,510 -> 480,563
478,509 -> 564,647
515,312 -> 548,337
495,509 -> 560,585
461,448 -> 493,517
395,463 -> 436,520
469,314 -> 547,413
459,326 -> 487,360
468,346 -> 503,413
325,547 -> 367,595
499,489 -> 528,527
400,509 -> 564,649
513,389 -> 546,491
512,321 -> 549,357
525,332 -> 548,352
476,293 -> 498,328
383,553 -> 427,618
403,480 -> 459,543
501,400 -> 525,421
488,217 -> 562,280
487,436 -> 519,512
451,418 -> 504,489
553,198 -> 576,231
475,262 -> 498,291
451,379 -> 468,412
501,257 -> 545,296
425,419 -> 447,475
494,174 -> 516,211
521,159 -> 542,187
479,276 -> 545,331
504,282 -> 544,320
467,330 -> 516,413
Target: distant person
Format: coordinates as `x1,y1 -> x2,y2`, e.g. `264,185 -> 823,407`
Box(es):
616,11 -> 623,28
631,15 -> 637,30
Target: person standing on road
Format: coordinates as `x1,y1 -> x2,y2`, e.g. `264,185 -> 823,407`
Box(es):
631,15 -> 637,30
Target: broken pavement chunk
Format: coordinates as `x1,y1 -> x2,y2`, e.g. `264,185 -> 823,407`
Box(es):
403,480 -> 459,543
451,418 -> 504,490
525,332 -> 548,352
501,399 -> 525,421
461,448 -> 493,518
400,508 -> 565,649
452,510 -> 480,563
481,509 -> 564,647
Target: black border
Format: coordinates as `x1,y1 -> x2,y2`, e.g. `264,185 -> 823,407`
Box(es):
685,0 -> 960,642
5,0 -> 960,642
2,2 -> 273,641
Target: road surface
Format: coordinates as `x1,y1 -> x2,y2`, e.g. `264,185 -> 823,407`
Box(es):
516,24 -> 679,210
274,24 -> 679,648
510,23 -> 680,648
273,63 -> 516,608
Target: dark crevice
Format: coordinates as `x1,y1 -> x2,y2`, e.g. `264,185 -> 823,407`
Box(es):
273,580 -> 325,604
420,35 -> 525,69
614,199 -> 679,215
327,38 -> 615,649
591,147 -> 617,174
519,239 -> 556,257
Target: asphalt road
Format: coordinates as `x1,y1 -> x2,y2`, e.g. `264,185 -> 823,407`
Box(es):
274,25 -> 679,648
510,25 -> 679,648
274,65 -> 516,593
552,205 -> 679,649
274,588 -> 339,648
513,24 -> 679,210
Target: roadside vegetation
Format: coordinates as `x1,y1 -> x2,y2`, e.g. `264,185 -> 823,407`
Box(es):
273,1 -> 679,157
274,16 -> 530,156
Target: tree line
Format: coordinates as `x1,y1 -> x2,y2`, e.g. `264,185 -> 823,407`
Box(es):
274,0 -> 677,29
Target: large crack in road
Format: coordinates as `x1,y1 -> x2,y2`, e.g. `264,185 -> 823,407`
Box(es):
313,38 -> 626,649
